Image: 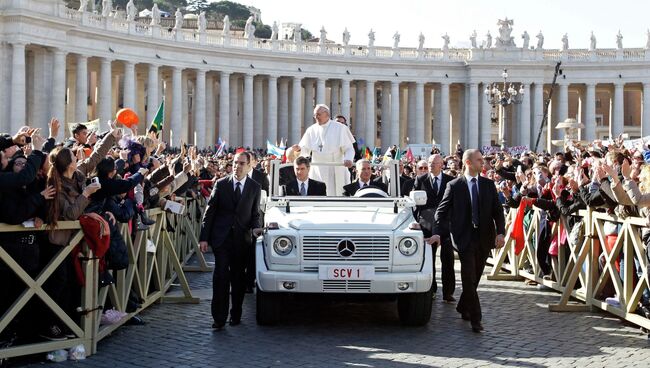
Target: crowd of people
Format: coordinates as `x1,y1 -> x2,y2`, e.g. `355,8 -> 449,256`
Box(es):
0,118 -> 222,345
3,108 -> 650,347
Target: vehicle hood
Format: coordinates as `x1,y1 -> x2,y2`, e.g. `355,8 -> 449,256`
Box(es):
266,206 -> 413,231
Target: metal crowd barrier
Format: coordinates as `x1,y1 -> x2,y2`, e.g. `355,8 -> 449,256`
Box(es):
0,201 -> 208,361
488,207 -> 650,330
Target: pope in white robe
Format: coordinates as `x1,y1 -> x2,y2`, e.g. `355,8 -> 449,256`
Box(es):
294,104 -> 356,196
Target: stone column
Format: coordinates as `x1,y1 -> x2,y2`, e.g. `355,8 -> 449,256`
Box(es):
380,82 -> 391,148
206,75 -> 215,144
643,83 -> 650,137
123,60 -> 136,110
146,64 -> 159,125
267,75 -> 278,144
556,81 -> 569,141
532,82 -> 545,151
468,83 -> 479,148
439,82 -> 450,153
230,76 -> 241,146
51,49 -> 67,141
243,73 -> 254,148
612,81 -> 625,137
354,81 -> 365,138
390,81 -> 400,147
194,69 -> 206,147
75,55 -> 88,123
316,77 -> 326,105
290,76 -> 302,143
585,83 -> 597,141
480,83 -> 492,148
97,58 -> 112,124
415,81 -> 425,143
303,79 -> 315,130
341,78 -> 351,120
10,43 -> 26,133
365,80 -> 376,148
171,66 -> 182,147
253,76 -> 264,148
407,83 -> 416,141
218,71 -> 230,143
278,78 -> 289,141
424,86 -> 433,145
330,80 -> 340,117
519,83 -> 531,147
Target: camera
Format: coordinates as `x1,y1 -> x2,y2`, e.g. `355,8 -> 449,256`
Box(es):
91,177 -> 100,185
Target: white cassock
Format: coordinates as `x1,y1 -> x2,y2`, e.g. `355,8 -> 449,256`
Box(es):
298,120 -> 356,196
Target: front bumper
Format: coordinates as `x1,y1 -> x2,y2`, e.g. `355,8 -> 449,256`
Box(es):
256,243 -> 433,294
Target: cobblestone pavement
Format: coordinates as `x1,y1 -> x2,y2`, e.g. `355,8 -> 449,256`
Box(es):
16,254 -> 650,367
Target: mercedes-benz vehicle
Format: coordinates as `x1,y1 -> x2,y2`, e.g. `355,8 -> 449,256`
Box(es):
256,160 -> 433,326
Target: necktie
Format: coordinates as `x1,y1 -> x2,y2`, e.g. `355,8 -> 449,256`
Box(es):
431,176 -> 439,196
234,182 -> 242,204
300,182 -> 307,196
363,182 -> 368,188
471,178 -> 479,227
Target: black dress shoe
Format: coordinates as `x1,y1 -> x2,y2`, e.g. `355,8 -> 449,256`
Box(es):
228,318 -> 241,326
443,295 -> 456,303
212,322 -> 225,330
471,322 -> 484,333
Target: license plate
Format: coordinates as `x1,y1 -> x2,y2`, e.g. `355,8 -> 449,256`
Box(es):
318,265 -> 375,280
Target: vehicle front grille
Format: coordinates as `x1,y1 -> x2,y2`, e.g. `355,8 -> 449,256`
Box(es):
322,280 -> 371,292
302,235 -> 391,262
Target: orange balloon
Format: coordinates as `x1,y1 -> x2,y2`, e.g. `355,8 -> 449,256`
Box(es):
115,108 -> 139,128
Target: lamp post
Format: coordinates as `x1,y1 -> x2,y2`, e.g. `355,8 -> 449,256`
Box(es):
484,69 -> 524,147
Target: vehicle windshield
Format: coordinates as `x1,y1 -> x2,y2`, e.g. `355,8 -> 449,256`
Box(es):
268,160 -> 402,198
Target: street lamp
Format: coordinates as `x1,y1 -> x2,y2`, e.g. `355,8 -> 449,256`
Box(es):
484,69 -> 524,147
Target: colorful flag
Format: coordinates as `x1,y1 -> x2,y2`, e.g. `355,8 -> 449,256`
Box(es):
266,140 -> 285,157
394,146 -> 402,160
405,147 -> 414,163
148,100 -> 164,134
235,147 -> 245,154
364,147 -> 372,160
215,138 -> 227,156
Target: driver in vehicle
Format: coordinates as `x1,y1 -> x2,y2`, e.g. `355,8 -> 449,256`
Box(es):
281,156 -> 327,196
343,159 -> 389,196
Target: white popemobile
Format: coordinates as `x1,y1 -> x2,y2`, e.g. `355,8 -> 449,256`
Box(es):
255,160 -> 434,326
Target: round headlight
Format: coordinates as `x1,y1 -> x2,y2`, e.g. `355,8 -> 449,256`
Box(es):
273,236 -> 294,256
398,237 -> 418,256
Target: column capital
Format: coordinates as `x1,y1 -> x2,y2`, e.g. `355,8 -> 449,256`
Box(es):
124,60 -> 136,67
642,82 -> 650,88
614,80 -> 626,87
11,42 -> 27,48
76,54 -> 88,61
585,81 -> 598,87
195,68 -> 207,76
101,57 -> 113,64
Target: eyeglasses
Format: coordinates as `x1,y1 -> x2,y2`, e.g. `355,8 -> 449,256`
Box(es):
417,166 -> 428,170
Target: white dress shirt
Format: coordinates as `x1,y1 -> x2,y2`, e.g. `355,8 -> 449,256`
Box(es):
430,172 -> 443,195
358,180 -> 371,189
297,179 -> 309,195
233,175 -> 247,193
464,173 -> 479,202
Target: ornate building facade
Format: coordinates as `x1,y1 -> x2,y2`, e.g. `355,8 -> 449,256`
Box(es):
1,0 -> 650,153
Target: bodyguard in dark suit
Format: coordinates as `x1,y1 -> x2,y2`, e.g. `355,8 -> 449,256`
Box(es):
282,156 -> 327,196
199,152 -> 263,330
413,154 -> 456,302
343,159 -> 388,196
432,149 -> 505,333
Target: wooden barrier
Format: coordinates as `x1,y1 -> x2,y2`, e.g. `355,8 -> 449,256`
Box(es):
0,203 -> 207,361
488,207 -> 650,330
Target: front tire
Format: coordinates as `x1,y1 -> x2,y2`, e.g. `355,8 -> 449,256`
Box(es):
256,287 -> 283,325
397,287 -> 433,326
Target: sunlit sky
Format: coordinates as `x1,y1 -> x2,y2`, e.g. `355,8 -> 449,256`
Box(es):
211,0 -> 650,49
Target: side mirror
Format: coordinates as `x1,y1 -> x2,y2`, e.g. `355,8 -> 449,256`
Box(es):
410,190 -> 428,206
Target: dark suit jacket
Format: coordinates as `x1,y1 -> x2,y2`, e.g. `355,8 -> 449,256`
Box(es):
249,168 -> 270,195
342,178 -> 388,197
199,176 -> 262,249
434,175 -> 505,253
282,178 -> 327,196
401,178 -> 414,197
278,166 -> 296,187
413,172 -> 454,237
